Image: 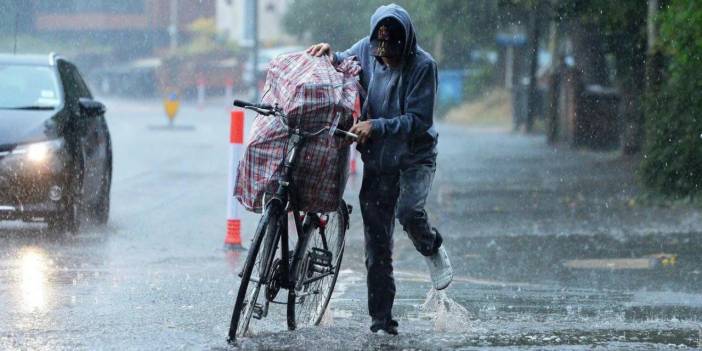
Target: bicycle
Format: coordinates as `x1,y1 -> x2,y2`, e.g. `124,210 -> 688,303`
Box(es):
228,99 -> 358,343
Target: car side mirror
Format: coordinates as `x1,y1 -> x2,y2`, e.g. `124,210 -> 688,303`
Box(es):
78,98 -> 106,117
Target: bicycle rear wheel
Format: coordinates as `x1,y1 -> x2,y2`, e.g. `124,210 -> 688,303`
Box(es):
287,202 -> 348,330
228,208 -> 281,342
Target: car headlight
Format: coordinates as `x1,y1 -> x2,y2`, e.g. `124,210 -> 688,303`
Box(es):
12,139 -> 64,163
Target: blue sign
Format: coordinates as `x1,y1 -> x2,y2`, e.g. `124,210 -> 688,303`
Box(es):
496,33 -> 527,47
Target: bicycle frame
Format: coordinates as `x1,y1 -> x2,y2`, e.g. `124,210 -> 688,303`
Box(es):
230,100 -> 353,334
242,123 -> 330,297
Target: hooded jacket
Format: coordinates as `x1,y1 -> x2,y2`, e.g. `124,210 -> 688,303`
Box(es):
334,3 -> 438,171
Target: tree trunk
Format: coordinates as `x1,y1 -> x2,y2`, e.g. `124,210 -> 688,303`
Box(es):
621,1 -> 657,155
546,20 -> 561,144
525,3 -> 541,132
646,0 -> 665,94
570,20 -> 608,86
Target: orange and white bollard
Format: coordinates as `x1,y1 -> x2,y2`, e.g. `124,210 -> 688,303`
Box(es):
349,148 -> 357,175
225,110 -> 245,250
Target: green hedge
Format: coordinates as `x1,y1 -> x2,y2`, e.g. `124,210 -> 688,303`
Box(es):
640,0 -> 702,196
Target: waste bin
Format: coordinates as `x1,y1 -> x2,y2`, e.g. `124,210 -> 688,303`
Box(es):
575,84 -> 620,150
438,70 -> 464,108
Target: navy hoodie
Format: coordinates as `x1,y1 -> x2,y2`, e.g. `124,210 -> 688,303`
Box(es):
334,3 -> 438,172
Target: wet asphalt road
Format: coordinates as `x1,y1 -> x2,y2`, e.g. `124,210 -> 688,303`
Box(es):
1,98 -> 701,350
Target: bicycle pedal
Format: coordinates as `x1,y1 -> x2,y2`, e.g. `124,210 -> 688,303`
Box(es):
309,248 -> 332,273
252,303 -> 264,320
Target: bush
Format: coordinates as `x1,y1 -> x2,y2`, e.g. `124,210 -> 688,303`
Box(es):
640,0 -> 702,196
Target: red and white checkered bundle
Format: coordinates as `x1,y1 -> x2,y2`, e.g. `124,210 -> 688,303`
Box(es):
234,52 -> 361,213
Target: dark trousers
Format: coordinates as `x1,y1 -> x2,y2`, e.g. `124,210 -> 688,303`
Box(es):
359,151 -> 443,322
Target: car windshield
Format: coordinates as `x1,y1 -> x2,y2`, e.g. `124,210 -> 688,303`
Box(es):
0,64 -> 61,109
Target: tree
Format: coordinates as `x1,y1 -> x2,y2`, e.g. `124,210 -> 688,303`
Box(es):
640,0 -> 702,196
283,0 -> 499,69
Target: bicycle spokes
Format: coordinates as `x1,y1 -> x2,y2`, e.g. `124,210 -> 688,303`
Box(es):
288,206 -> 347,329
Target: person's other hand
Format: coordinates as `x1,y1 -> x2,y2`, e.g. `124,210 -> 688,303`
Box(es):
307,43 -> 332,57
350,120 -> 373,144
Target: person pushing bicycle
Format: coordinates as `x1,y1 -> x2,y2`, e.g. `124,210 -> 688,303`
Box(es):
308,3 -> 453,335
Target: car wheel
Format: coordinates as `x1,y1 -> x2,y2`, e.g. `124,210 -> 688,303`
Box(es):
94,166 -> 111,225
48,158 -> 85,234
47,184 -> 82,234
46,216 -> 64,232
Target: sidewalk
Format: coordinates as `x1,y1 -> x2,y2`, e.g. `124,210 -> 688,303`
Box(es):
343,123 -> 702,292
429,125 -> 702,239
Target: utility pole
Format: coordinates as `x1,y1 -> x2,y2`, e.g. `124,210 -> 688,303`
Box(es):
169,0 -> 179,52
505,45 -> 513,89
243,0 -> 259,101
13,9 -> 19,54
253,0 -> 259,102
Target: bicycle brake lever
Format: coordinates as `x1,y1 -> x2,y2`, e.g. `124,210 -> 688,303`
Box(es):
329,112 -> 358,141
329,112 -> 341,136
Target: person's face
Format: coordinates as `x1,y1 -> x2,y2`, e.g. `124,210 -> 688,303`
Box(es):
371,19 -> 404,61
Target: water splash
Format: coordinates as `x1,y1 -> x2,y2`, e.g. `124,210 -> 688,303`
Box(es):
419,288 -> 473,332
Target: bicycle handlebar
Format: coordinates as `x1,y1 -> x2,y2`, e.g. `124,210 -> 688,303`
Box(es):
332,127 -> 358,141
233,99 -> 274,115
232,98 -> 358,141
233,99 -> 273,110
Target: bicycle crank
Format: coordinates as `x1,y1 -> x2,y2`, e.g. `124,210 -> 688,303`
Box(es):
266,258 -> 284,302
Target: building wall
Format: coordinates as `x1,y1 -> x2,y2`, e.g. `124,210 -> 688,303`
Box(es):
34,0 -> 150,31
33,0 -> 215,31
216,0 -> 295,47
29,0 -> 215,58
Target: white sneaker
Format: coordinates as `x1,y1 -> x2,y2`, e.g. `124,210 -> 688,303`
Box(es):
425,245 -> 453,290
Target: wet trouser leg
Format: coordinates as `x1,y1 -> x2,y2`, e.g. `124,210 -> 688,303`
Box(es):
359,151 -> 443,322
396,153 -> 443,256
360,169 -> 399,322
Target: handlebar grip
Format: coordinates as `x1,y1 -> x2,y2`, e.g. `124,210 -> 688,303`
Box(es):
334,129 -> 358,141
233,99 -> 254,108
233,100 -> 274,112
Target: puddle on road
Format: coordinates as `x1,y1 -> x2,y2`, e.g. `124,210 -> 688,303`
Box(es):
220,268 -> 702,349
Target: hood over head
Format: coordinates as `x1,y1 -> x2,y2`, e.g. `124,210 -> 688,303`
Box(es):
369,3 -> 417,58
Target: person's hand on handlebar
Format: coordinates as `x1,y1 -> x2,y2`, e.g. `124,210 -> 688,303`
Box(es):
350,120 -> 373,145
307,43 -> 332,58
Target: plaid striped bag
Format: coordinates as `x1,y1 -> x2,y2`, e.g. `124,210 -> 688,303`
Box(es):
234,52 -> 361,213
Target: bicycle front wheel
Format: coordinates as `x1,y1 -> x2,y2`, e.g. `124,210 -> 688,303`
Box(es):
228,207 -> 281,342
287,202 -> 348,330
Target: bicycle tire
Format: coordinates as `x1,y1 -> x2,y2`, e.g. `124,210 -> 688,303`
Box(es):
228,207 -> 280,342
287,202 -> 348,330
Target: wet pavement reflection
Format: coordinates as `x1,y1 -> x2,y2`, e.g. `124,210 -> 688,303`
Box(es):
0,100 -> 700,349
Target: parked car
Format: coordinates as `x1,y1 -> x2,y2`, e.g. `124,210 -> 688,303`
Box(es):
0,53 -> 112,233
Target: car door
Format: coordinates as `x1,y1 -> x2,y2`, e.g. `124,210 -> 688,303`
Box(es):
58,61 -> 107,203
